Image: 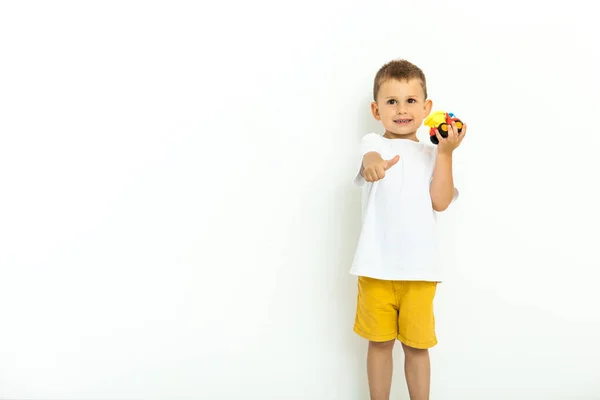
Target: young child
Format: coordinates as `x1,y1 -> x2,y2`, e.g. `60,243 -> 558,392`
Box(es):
352,59 -> 466,400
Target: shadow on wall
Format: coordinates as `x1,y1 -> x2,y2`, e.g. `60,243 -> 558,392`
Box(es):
331,98 -> 411,399
357,96 -> 382,139
334,168 -> 368,399
326,98 -> 377,399
325,99 -> 375,399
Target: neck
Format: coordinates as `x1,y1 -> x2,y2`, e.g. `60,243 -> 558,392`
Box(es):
383,130 -> 419,142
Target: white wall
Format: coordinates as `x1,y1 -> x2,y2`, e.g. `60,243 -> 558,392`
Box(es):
1,1 -> 599,399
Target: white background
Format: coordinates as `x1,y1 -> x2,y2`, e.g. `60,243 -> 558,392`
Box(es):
1,1 -> 599,399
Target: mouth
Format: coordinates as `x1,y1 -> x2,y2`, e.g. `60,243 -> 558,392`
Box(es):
393,118 -> 413,125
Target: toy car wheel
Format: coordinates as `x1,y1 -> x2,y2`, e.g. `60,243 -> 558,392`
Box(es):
429,128 -> 439,145
454,119 -> 463,133
438,123 -> 449,138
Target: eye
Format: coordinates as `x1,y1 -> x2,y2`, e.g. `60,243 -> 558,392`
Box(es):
387,99 -> 397,105
407,98 -> 417,104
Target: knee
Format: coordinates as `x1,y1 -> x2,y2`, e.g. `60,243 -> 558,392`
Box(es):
401,342 -> 429,358
369,340 -> 395,352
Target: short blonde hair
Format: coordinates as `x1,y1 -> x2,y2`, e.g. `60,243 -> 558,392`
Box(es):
373,59 -> 428,101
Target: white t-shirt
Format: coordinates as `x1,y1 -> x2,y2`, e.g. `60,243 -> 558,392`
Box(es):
350,133 -> 458,282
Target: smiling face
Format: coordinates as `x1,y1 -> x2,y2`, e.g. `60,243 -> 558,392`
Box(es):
371,78 -> 432,141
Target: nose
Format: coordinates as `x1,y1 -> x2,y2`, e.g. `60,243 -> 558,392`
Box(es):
397,103 -> 407,114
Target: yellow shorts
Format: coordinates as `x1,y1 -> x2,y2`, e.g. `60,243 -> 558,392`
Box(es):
353,276 -> 438,349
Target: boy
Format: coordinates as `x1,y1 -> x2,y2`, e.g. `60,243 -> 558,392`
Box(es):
351,59 -> 466,400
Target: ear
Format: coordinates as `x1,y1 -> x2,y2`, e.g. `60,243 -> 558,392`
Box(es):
424,99 -> 433,117
371,101 -> 381,120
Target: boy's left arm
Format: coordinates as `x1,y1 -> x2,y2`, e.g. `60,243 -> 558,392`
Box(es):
430,121 -> 467,212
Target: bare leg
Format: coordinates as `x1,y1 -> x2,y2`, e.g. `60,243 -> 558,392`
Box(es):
401,343 -> 430,400
367,340 -> 395,400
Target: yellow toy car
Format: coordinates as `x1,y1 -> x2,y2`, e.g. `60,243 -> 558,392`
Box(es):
424,111 -> 464,145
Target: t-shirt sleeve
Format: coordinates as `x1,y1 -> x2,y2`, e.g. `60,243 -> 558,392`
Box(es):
354,133 -> 383,187
451,187 -> 459,203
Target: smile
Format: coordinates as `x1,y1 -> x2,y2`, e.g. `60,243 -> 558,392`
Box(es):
394,119 -> 413,124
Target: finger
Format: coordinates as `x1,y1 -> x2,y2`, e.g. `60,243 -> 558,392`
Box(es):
369,170 -> 377,182
456,123 -> 467,143
385,155 -> 400,170
376,166 -> 385,180
449,122 -> 457,140
363,169 -> 371,182
435,129 -> 444,144
368,168 -> 380,182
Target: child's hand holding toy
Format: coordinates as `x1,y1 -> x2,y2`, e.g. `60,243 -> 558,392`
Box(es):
424,110 -> 467,154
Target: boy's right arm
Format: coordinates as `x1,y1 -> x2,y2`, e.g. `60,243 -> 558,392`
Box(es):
354,133 -> 399,185
361,152 -> 399,182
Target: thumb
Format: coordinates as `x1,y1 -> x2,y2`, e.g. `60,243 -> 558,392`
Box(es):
385,155 -> 400,170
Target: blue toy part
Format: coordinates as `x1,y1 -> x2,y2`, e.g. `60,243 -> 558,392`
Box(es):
448,112 -> 455,118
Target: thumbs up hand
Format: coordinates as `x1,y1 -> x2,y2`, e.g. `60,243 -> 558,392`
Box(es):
361,152 -> 399,182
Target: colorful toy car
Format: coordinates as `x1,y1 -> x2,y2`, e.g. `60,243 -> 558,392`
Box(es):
424,111 -> 464,145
